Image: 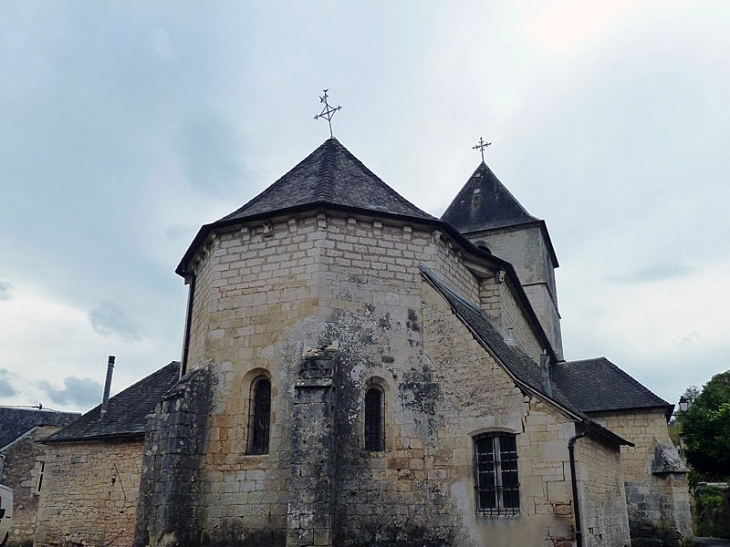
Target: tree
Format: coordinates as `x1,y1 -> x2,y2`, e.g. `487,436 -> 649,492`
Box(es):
680,370 -> 730,480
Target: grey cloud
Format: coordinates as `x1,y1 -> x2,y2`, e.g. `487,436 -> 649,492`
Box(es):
0,369 -> 18,397
0,280 -> 12,300
604,264 -> 693,284
38,376 -> 102,408
89,301 -> 145,341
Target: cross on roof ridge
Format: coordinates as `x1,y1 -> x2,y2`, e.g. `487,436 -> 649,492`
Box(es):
314,89 -> 342,138
472,137 -> 492,163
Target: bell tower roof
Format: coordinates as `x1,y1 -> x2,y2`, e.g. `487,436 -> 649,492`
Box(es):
441,162 -> 538,233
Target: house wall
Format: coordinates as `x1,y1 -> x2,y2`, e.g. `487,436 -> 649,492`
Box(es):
0,425 -> 62,547
34,439 -> 143,547
591,409 -> 692,546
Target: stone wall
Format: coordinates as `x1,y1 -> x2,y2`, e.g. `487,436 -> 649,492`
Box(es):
574,434 -> 631,547
135,366 -> 211,547
591,409 -> 692,546
34,438 -> 143,547
150,209 -> 630,546
467,223 -> 563,359
0,425 -> 62,547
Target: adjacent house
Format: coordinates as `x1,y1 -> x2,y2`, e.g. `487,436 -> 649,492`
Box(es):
0,406 -> 78,547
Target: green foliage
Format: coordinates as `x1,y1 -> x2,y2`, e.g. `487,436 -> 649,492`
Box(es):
693,484 -> 730,538
681,370 -> 730,480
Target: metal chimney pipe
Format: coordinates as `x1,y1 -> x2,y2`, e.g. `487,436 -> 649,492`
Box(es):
100,356 -> 115,420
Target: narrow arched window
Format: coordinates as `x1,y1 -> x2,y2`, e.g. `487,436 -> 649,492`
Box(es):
364,386 -> 384,451
248,377 -> 271,455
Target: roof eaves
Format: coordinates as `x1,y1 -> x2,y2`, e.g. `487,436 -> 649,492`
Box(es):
42,431 -> 145,444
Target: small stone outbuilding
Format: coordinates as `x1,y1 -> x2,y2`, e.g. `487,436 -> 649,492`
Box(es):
0,406 -> 78,547
34,362 -> 179,547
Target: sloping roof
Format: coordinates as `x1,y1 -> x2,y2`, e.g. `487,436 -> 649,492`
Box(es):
44,362 -> 180,443
441,162 -> 538,233
420,266 -> 632,446
552,357 -> 672,414
220,138 -> 435,223
177,138 -> 436,275
0,408 -> 79,450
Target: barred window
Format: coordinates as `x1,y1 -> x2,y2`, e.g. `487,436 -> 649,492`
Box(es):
247,377 -> 271,455
474,433 -> 520,516
364,386 -> 384,452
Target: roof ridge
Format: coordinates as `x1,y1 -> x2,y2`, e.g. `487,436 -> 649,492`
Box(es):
314,138 -> 337,201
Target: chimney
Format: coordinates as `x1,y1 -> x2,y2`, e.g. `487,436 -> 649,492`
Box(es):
540,351 -> 553,398
100,355 -> 115,420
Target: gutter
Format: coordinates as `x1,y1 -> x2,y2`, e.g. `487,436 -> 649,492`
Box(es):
569,425 -> 588,547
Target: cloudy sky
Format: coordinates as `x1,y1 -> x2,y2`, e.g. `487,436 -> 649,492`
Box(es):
0,1 -> 728,412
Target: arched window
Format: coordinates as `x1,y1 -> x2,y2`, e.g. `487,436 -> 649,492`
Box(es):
364,386 -> 385,452
474,433 -> 520,516
247,377 -> 271,455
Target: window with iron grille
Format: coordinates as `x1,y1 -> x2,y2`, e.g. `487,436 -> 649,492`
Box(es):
247,377 -> 271,455
364,386 -> 384,451
474,433 -> 520,516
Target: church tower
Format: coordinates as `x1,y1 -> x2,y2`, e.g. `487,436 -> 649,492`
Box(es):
441,161 -> 564,360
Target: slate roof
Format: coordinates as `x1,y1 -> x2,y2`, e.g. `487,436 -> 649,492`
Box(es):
552,358 -> 672,414
221,138 -> 435,222
441,162 -> 538,233
44,362 -> 180,443
0,408 -> 79,450
420,265 -> 632,446
178,138 -> 435,274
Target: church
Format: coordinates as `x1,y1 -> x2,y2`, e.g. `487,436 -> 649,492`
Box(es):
33,135 -> 690,547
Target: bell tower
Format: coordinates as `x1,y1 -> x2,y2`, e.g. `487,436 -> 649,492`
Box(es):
441,160 -> 563,360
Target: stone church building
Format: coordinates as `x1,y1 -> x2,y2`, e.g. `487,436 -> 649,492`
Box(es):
35,138 -> 690,547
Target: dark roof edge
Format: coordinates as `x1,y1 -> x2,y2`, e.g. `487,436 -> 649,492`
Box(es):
585,420 -> 635,448
42,432 -> 144,444
176,203 -> 558,363
420,266 -> 632,447
463,219 -> 559,268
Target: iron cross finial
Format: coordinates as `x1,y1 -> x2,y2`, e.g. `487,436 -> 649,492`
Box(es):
472,137 -> 492,163
314,89 -> 342,138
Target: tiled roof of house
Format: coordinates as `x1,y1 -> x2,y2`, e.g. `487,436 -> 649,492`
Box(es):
441,162 -> 538,233
420,265 -> 632,446
552,358 -> 672,414
0,408 -> 79,450
44,362 -> 180,443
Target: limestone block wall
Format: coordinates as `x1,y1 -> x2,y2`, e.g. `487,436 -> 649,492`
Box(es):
467,224 -> 563,359
574,435 -> 631,547
34,439 -> 143,547
591,409 -> 692,546
0,425 -> 62,547
419,281 -> 588,547
162,209 -> 629,546
478,275 -> 544,363
135,367 -> 211,547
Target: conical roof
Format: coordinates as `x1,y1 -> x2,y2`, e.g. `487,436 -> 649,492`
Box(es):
441,162 -> 538,233
219,138 -> 435,223
177,138 -> 435,275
